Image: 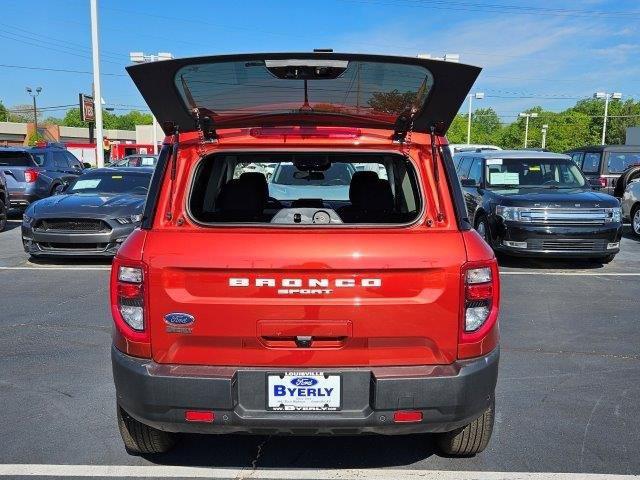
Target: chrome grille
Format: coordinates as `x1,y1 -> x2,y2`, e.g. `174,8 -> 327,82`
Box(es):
34,218 -> 111,233
527,239 -> 607,252
520,208 -> 611,225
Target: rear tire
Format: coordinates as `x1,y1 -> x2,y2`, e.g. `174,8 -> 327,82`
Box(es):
437,400 -> 494,456
0,199 -> 6,232
117,405 -> 176,454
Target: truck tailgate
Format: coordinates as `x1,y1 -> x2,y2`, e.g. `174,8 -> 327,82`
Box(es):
143,230 -> 465,367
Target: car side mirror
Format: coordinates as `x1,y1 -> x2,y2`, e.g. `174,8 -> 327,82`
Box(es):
460,178 -> 478,188
82,163 -> 92,169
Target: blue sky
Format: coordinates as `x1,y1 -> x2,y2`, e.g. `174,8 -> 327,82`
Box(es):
1,0 -> 639,123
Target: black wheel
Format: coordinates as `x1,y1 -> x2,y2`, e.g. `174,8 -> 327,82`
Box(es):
598,254 -> 616,264
117,405 -> 176,454
475,215 -> 491,246
437,399 -> 494,456
632,204 -> 640,238
0,199 -> 6,232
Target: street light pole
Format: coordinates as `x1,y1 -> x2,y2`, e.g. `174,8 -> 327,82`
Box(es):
594,91 -> 622,146
25,87 -> 42,135
129,52 -> 173,154
90,0 -> 105,167
541,124 -> 548,149
466,92 -> 484,144
519,112 -> 539,148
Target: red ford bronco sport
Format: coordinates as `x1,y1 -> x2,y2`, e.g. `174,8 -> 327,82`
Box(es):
111,52 -> 500,456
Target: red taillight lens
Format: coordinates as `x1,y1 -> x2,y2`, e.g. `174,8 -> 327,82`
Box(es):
459,261 -> 500,359
24,168 -> 39,183
111,260 -> 149,356
393,411 -> 423,423
598,177 -> 607,188
185,410 -> 215,423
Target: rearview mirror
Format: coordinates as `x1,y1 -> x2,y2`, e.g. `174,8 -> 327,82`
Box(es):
460,178 -> 478,188
83,162 -> 92,169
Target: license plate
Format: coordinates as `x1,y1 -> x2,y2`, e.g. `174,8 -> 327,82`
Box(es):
267,372 -> 341,411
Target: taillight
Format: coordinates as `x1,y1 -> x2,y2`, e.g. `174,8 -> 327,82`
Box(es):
459,261 -> 500,359
598,176 -> 607,188
24,168 -> 39,183
110,259 -> 150,357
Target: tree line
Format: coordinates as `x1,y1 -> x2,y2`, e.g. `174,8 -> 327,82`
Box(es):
0,103 -> 152,131
447,98 -> 640,151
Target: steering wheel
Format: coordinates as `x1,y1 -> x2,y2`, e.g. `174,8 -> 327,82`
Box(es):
131,186 -> 148,194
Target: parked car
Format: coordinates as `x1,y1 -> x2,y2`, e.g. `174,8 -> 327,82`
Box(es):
622,179 -> 640,237
111,53 -> 500,456
22,167 -> 153,257
0,170 -> 7,231
0,144 -> 85,211
566,145 -> 640,197
447,144 -> 501,156
455,150 -> 623,263
110,154 -> 158,168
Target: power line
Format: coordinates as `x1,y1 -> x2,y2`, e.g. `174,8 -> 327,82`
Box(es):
0,63 -> 126,77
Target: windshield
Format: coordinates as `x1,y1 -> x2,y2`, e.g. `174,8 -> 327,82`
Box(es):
607,152 -> 640,174
0,151 -> 37,167
68,172 -> 152,195
174,59 -> 433,125
486,158 -> 586,188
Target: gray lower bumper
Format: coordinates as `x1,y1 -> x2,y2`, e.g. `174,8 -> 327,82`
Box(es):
112,346 -> 499,435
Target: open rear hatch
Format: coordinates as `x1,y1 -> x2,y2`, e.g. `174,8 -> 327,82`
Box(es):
127,52 -> 481,137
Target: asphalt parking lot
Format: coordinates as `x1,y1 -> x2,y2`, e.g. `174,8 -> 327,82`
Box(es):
0,218 -> 639,479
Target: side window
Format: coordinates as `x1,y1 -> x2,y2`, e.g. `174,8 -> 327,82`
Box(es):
571,152 -> 583,167
65,152 -> 82,169
581,152 -> 601,174
52,151 -> 70,169
458,157 -> 473,178
468,158 -> 484,185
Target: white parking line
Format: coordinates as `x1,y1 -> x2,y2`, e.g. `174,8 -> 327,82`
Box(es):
0,465 -> 637,479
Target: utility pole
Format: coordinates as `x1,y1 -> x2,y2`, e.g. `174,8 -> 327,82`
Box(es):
25,87 -> 42,135
594,91 -> 622,146
541,124 -> 548,149
466,92 -> 484,144
90,0 -> 104,167
519,112 -> 538,148
129,52 -> 173,154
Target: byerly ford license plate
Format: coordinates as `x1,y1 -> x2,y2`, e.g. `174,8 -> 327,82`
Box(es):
267,372 -> 341,411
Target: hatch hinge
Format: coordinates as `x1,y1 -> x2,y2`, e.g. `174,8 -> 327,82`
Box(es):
392,109 -> 415,143
191,107 -> 217,142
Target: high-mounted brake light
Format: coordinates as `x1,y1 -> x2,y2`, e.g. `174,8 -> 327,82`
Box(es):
249,126 -> 361,139
24,168 -> 39,183
459,261 -> 500,359
111,260 -> 150,357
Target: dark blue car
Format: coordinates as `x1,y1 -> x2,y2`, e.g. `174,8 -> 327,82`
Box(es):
0,144 -> 85,211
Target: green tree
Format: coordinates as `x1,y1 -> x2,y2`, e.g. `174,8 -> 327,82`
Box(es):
0,101 -> 8,121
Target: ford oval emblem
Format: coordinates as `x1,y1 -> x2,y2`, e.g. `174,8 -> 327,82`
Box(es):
291,377 -> 318,387
164,313 -> 195,326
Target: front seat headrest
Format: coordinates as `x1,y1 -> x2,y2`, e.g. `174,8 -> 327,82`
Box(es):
349,171 -> 379,204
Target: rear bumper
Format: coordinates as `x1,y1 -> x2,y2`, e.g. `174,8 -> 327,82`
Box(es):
112,346 -> 499,435
7,191 -> 39,210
